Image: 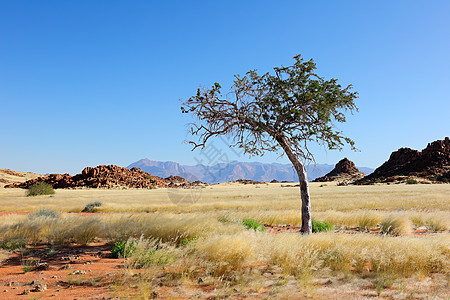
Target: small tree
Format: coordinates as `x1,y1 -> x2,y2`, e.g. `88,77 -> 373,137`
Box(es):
181,55 -> 358,234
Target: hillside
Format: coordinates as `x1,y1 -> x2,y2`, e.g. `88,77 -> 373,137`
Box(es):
0,168 -> 41,188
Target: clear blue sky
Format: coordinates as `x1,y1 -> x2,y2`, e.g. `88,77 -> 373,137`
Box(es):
1,1 -> 449,175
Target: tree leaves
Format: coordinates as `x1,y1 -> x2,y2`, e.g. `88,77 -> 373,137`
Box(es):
181,54 -> 358,161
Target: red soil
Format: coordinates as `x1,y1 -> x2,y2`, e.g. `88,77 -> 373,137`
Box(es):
0,243 -> 121,299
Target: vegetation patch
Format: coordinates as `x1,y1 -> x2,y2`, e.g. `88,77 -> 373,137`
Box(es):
381,215 -> 412,236
312,220 -> 335,233
82,201 -> 103,213
111,240 -> 136,259
242,218 -> 265,232
26,182 -> 55,197
0,238 -> 26,250
29,209 -> 58,219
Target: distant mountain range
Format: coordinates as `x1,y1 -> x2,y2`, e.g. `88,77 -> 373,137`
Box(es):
127,158 -> 374,183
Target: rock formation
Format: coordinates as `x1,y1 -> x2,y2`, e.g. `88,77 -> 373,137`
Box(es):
6,165 -> 205,189
357,137 -> 450,184
0,168 -> 41,188
313,158 -> 365,183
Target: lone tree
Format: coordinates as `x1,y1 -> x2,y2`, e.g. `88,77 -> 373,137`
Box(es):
181,55 -> 358,234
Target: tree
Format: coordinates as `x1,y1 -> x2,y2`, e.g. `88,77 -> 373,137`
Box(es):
181,55 -> 358,234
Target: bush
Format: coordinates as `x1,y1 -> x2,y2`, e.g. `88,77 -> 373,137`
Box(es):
242,218 -> 265,232
82,201 -> 102,213
111,240 -> 136,258
29,209 -> 58,219
312,220 -> 334,233
26,182 -> 55,197
406,179 -> 418,184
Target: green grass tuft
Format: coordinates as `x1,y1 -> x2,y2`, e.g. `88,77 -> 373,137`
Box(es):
312,220 -> 335,233
242,218 -> 265,232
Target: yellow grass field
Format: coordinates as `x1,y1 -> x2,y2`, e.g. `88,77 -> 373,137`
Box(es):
0,183 -> 449,299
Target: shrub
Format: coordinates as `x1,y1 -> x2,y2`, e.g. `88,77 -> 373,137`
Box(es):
82,201 -> 102,213
29,209 -> 58,219
406,179 -> 418,184
26,182 -> 55,197
381,215 -> 412,236
242,219 -> 265,232
111,240 -> 136,258
312,220 -> 334,233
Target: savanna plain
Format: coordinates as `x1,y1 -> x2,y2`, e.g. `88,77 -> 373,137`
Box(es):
0,183 -> 449,299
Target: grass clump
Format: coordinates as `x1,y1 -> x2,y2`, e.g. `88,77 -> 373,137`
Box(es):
242,218 -> 265,232
381,215 -> 412,236
111,240 -> 136,258
26,182 -> 55,197
312,220 -> 334,233
124,238 -> 173,269
82,201 -> 102,213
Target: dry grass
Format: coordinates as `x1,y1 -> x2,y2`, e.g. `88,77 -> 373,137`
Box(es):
0,213 -> 242,246
0,183 -> 449,298
0,183 -> 449,213
381,215 -> 413,236
121,231 -> 449,281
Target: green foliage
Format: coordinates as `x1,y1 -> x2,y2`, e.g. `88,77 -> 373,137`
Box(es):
242,218 -> 265,232
181,54 -> 358,158
29,209 -> 58,219
82,201 -> 102,213
406,179 -> 418,184
26,182 -> 55,197
312,220 -> 335,233
111,240 -> 136,259
0,239 -> 26,250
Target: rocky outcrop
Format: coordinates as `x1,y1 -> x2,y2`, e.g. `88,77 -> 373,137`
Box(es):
0,168 -> 41,188
358,137 -> 450,184
313,158 -> 365,183
5,165 -> 204,189
233,179 -> 266,184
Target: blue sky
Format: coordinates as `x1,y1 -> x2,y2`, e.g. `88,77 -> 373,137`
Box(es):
1,1 -> 449,174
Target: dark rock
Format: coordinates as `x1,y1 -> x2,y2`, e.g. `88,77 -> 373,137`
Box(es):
358,137 -> 450,184
313,158 -> 365,183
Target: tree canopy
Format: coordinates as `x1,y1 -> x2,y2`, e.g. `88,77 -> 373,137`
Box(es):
181,55 -> 358,162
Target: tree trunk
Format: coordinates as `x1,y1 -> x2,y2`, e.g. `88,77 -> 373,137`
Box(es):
275,135 -> 312,234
